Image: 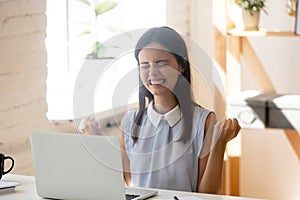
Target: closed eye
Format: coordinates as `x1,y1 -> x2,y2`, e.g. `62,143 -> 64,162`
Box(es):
139,63 -> 150,69
155,62 -> 167,68
139,60 -> 169,70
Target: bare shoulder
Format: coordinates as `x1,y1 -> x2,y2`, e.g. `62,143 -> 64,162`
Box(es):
204,112 -> 216,132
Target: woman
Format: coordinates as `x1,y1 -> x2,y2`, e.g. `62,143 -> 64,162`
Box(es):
120,26 -> 240,194
79,26 -> 240,194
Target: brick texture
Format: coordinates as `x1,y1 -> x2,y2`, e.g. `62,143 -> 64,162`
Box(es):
0,0 -> 76,176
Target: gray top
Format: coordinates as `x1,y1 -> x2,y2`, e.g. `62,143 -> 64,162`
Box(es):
123,102 -> 211,192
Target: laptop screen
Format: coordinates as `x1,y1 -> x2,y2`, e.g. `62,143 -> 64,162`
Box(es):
30,131 -> 127,200
30,131 -> 158,200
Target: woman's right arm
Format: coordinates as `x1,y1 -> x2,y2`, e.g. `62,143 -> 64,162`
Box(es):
78,117 -> 101,134
120,117 -> 131,186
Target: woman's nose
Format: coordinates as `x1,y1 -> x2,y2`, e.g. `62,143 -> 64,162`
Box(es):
148,64 -> 159,75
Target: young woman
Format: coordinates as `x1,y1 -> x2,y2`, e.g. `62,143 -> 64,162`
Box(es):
120,26 -> 240,194
79,26 -> 240,194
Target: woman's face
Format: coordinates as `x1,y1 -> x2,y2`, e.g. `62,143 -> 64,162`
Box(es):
138,43 -> 182,97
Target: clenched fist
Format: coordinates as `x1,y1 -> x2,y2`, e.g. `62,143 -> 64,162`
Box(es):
78,117 -> 102,135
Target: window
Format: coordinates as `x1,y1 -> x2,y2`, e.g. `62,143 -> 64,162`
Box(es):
46,0 -> 166,120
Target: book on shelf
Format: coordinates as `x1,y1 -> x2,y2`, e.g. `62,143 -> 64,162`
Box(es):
0,180 -> 19,194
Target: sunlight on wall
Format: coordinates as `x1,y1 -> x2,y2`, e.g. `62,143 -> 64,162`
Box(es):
46,0 -> 166,120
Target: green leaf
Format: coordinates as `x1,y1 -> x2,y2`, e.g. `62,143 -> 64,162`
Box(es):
77,0 -> 91,6
79,31 -> 92,36
85,41 -> 119,59
95,1 -> 118,16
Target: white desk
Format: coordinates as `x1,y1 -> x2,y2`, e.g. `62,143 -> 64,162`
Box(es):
1,174 -> 262,200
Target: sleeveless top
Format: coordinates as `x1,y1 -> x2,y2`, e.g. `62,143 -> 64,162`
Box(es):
123,102 -> 211,192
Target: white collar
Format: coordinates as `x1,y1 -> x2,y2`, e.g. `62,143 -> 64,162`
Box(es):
147,101 -> 182,128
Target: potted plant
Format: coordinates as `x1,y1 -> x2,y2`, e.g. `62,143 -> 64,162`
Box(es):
77,0 -> 118,59
286,0 -> 297,16
234,0 -> 267,30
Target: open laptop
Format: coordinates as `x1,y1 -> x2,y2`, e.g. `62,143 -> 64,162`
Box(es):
30,131 -> 158,200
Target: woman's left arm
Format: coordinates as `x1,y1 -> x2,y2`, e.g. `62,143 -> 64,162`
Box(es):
197,113 -> 240,194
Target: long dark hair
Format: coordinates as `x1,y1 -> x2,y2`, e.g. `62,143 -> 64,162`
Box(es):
132,26 -> 194,142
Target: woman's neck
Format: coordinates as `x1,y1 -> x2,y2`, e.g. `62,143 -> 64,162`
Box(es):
153,94 -> 178,114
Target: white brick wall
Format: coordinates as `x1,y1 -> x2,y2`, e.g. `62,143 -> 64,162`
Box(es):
0,0 -> 75,175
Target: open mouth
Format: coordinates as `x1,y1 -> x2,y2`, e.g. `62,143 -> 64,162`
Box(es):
148,79 -> 166,85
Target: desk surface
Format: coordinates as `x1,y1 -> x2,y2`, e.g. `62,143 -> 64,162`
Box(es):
1,174 -> 262,200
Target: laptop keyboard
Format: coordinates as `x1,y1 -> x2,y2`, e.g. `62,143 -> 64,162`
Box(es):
126,194 -> 140,200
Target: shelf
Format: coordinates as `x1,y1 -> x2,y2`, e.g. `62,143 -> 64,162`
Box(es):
227,28 -> 300,37
214,3 -> 300,196
225,28 -> 300,163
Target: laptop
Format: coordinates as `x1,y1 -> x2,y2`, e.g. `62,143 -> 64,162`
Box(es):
30,131 -> 158,200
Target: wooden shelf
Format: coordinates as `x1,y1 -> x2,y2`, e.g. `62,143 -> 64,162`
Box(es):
225,28 -> 300,164
227,29 -> 299,37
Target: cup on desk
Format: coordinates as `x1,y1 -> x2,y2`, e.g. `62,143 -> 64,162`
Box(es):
0,153 -> 14,180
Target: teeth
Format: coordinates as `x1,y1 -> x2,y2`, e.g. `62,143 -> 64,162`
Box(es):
149,79 -> 165,85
